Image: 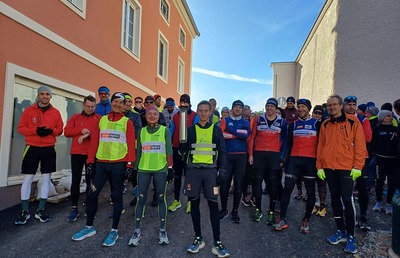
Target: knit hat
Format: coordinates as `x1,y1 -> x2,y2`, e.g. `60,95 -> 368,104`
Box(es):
98,86 -> 110,95
180,94 -> 191,104
357,104 -> 367,113
221,107 -> 230,113
154,94 -> 161,100
366,101 -> 375,107
232,100 -> 244,109
123,92 -> 132,100
146,105 -> 159,115
313,105 -> 324,114
145,96 -> 155,103
266,98 -> 278,108
365,106 -> 379,116
37,85 -> 52,97
297,98 -> 312,111
378,110 -> 392,122
381,103 -> 393,111
287,96 -> 295,103
111,92 -> 126,104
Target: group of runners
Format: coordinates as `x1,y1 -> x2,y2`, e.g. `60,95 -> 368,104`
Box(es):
14,85 -> 400,256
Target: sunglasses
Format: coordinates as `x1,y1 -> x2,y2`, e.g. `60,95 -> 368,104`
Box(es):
344,95 -> 357,103
145,101 -> 154,104
313,111 -> 323,115
135,101 -> 142,103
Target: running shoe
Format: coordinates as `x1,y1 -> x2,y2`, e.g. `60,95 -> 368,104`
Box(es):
158,230 -> 169,245
272,218 -> 288,231
35,209 -> 51,223
67,209 -> 80,222
357,216 -> 371,231
372,202 -> 382,212
300,220 -> 310,234
219,210 -> 229,221
265,211 -> 275,226
187,236 -> 205,254
186,201 -> 191,214
103,229 -> 119,247
326,230 -> 347,245
316,207 -> 327,217
251,209 -> 263,222
128,229 -> 142,247
344,235 -> 357,254
385,203 -> 393,215
231,210 -> 241,224
241,196 -> 251,207
168,200 -> 182,212
15,210 -> 30,225
71,226 -> 96,241
212,241 -> 230,257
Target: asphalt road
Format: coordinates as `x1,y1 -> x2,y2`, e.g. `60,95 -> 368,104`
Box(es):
0,183 -> 394,258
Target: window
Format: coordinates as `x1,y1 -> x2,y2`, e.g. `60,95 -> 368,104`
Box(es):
158,33 -> 169,81
60,0 -> 86,18
179,26 -> 186,49
122,0 -> 141,58
160,0 -> 170,23
177,58 -> 185,93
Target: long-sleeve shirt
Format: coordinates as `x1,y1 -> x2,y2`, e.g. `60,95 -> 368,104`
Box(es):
220,116 -> 251,154
370,123 -> 399,158
64,112 -> 101,155
18,103 -> 63,147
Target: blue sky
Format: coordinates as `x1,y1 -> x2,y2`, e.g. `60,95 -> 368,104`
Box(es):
186,0 -> 325,112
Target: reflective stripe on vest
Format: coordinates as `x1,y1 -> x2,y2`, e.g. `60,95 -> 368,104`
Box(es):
191,124 -> 215,164
96,116 -> 129,160
138,126 -> 167,171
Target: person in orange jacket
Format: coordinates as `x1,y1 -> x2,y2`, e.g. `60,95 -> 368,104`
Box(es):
15,85 -> 63,225
64,95 -> 101,222
317,95 -> 366,255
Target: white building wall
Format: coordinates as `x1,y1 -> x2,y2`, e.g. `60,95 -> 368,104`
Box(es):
271,62 -> 296,107
334,0 -> 400,106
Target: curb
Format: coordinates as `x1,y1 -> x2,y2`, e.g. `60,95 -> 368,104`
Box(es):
389,247 -> 400,258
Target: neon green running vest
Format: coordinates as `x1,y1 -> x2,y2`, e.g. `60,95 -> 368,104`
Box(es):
138,126 -> 167,171
96,116 -> 129,160
191,124 -> 216,164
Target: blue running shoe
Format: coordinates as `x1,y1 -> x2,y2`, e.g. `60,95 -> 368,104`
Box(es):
71,226 -> 96,241
103,229 -> 119,247
344,235 -> 357,254
67,209 -> 79,222
212,241 -> 230,257
187,236 -> 205,254
326,230 -> 347,245
128,229 -> 142,247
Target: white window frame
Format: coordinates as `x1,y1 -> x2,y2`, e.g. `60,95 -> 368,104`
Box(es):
179,25 -> 186,50
177,57 -> 185,94
157,32 -> 169,83
60,0 -> 87,19
121,0 -> 142,61
160,0 -> 170,25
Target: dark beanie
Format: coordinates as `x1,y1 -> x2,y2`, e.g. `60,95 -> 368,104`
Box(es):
357,104 -> 367,113
296,98 -> 312,111
266,98 -> 278,108
366,106 -> 379,116
287,96 -> 295,103
232,100 -> 244,109
313,105 -> 324,113
381,102 -> 393,111
111,92 -> 126,104
180,94 -> 191,104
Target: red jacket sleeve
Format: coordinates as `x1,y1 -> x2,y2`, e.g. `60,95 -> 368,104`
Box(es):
87,121 -> 100,164
247,115 -> 257,156
126,119 -> 136,163
64,114 -> 82,138
361,118 -> 372,143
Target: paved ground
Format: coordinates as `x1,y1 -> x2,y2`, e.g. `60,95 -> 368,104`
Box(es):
0,183 -> 395,258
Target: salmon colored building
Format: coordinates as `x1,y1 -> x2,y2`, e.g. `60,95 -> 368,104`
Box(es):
0,0 -> 199,210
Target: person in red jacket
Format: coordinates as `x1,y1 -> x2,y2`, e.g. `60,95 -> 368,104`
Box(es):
71,92 -> 136,247
15,85 -> 63,225
64,95 -> 101,222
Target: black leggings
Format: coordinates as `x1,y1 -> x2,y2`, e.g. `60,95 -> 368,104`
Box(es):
242,156 -> 254,196
355,158 -> 369,217
86,162 -> 125,229
189,197 -> 220,242
220,154 -> 247,212
70,154 -> 90,207
135,172 -> 167,230
253,151 -> 282,212
376,156 -> 397,204
280,157 -> 316,221
325,169 -> 356,236
172,147 -> 187,201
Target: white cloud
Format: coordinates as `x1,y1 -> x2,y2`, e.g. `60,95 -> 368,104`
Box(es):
192,67 -> 272,85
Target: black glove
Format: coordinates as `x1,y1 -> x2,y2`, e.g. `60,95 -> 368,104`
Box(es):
167,168 -> 174,183
36,126 -> 53,137
217,169 -> 228,186
86,163 -> 95,179
123,167 -> 134,180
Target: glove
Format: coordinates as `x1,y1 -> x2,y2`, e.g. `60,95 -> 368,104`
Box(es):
217,169 -> 228,186
123,167 -> 134,180
350,168 -> 362,181
86,163 -> 95,179
36,126 -> 46,136
167,167 -> 174,183
317,169 -> 326,180
36,127 -> 53,137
